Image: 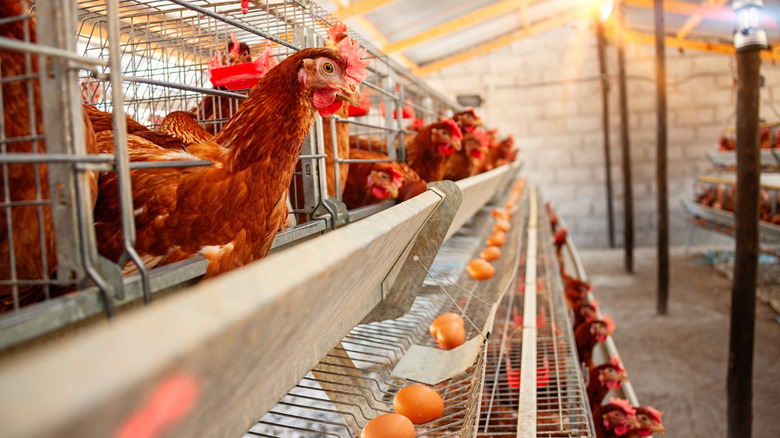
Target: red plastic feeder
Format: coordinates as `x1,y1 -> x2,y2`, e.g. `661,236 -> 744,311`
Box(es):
208,62 -> 264,90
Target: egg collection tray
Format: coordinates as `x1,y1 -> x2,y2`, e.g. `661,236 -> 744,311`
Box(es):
244,186 -> 594,437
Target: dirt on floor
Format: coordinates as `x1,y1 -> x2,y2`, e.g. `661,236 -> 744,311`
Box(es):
578,246 -> 780,438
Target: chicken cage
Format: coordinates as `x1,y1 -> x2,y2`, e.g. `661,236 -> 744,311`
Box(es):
0,0 -> 468,348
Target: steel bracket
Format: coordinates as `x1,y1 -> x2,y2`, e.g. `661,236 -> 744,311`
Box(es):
361,180 -> 462,324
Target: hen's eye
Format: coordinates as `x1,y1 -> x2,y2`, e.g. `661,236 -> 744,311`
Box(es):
322,62 -> 334,73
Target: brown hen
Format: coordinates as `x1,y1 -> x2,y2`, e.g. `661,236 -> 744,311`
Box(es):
94,43 -> 367,278
342,148 -> 426,209
406,120 -> 462,183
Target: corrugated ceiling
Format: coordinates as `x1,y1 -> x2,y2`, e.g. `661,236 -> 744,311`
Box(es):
319,0 -> 780,76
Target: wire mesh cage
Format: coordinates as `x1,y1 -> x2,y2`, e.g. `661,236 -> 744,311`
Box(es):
0,0 -> 462,348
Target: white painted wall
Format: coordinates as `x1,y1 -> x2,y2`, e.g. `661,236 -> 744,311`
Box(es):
423,19 -> 780,249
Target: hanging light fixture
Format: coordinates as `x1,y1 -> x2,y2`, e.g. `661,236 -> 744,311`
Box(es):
599,0 -> 615,22
733,0 -> 768,52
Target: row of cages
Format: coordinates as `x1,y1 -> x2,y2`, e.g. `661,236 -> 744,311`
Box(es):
0,0 -> 465,346
694,176 -> 780,225
243,189 -> 596,437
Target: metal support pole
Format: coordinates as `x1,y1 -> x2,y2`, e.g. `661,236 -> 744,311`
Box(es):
596,18 -> 615,249
617,0 -> 634,272
727,43 -> 762,438
382,76 -> 398,160
654,0 -> 669,315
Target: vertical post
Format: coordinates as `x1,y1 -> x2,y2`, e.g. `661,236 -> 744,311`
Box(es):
382,76 -> 398,160
728,2 -> 766,434
654,0 -> 669,314
728,32 -> 762,438
596,17 -> 615,248
294,25 -> 318,217
617,0 -> 634,272
37,0 -> 88,284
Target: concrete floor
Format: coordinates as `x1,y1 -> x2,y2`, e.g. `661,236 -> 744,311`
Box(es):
578,246 -> 780,437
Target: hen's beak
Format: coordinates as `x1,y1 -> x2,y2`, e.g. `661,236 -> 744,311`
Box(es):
652,423 -> 666,434
337,81 -> 361,107
451,138 -> 462,151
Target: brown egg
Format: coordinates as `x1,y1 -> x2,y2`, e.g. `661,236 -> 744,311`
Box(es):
467,258 -> 495,280
487,230 -> 507,247
491,208 -> 510,220
437,320 -> 466,349
493,219 -> 510,232
480,246 -> 501,262
429,312 -> 464,338
393,384 -> 444,424
361,413 -> 415,438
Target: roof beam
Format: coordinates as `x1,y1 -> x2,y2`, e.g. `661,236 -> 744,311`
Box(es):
354,15 -> 420,71
329,0 -> 419,71
334,0 -> 399,20
415,7 -> 585,77
626,0 -> 777,31
625,0 -> 731,21
616,29 -> 780,62
676,0 -> 728,40
520,3 -> 530,29
383,0 -> 535,54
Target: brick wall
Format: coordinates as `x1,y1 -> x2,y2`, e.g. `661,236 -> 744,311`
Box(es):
423,20 -> 780,249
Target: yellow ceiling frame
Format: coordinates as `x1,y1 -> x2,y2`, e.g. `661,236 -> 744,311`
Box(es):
625,0 -> 732,20
329,0 -> 419,71
613,28 -> 780,62
676,0 -> 729,40
334,0 -> 400,21
415,7 -> 587,77
383,0 -> 539,54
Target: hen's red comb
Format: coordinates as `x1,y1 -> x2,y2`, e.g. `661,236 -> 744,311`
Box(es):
609,355 -> 625,374
442,118 -> 463,140
609,398 -> 636,416
229,31 -> 240,57
387,165 -> 404,188
505,135 -> 515,148
338,36 -> 369,84
602,314 -> 616,334
255,43 -> 277,76
208,51 -> 223,71
590,299 -> 599,312
643,406 -> 663,423
473,127 -> 489,148
328,22 -> 348,42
